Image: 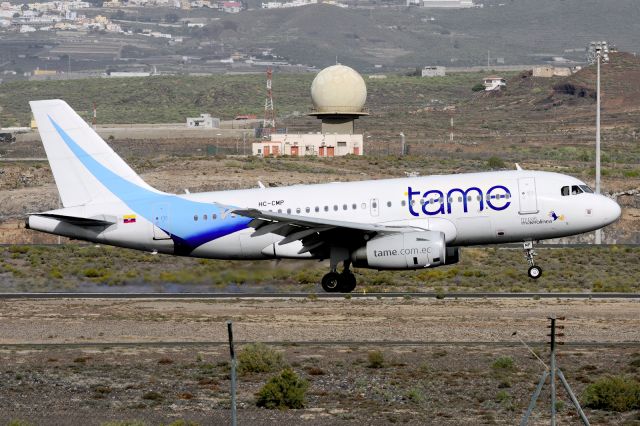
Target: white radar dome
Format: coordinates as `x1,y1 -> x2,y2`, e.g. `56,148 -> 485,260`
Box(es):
311,65 -> 367,114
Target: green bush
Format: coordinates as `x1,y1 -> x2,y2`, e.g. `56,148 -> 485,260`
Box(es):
581,376 -> 640,412
492,356 -> 515,371
472,83 -> 485,92
238,343 -> 286,374
255,368 -> 309,409
487,156 -> 506,169
367,350 -> 385,368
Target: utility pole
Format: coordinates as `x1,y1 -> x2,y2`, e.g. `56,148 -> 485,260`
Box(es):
520,316 -> 590,426
227,321 -> 237,426
400,132 -> 405,155
595,45 -> 602,244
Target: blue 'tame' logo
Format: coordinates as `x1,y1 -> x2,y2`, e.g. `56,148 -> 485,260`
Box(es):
406,185 -> 511,217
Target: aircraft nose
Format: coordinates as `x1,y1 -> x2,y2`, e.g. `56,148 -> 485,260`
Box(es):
601,196 -> 621,225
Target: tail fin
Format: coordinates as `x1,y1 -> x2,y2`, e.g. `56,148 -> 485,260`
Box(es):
30,99 -> 158,207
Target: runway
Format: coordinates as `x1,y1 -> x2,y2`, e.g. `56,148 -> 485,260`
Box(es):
0,292 -> 639,299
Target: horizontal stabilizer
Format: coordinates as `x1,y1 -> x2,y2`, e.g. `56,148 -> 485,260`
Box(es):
31,213 -> 116,227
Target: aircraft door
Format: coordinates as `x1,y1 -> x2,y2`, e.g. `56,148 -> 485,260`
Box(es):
517,177 -> 538,214
370,198 -> 379,217
152,203 -> 171,240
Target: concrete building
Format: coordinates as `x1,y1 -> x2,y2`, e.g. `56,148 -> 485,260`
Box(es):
186,113 -> 219,128
253,133 -> 363,157
421,0 -> 474,8
421,66 -> 446,77
483,75 -> 506,91
532,66 -> 573,78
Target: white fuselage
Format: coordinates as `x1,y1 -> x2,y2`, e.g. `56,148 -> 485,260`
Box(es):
29,170 -> 621,261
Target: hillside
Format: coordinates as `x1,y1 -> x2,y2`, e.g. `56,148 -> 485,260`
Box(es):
221,0 -> 640,69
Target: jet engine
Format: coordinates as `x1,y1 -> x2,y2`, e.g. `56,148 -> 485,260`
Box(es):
351,231 -> 455,270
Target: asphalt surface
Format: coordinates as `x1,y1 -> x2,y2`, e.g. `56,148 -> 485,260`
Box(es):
0,292 -> 638,299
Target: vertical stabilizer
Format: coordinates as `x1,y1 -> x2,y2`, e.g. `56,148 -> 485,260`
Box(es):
30,99 -> 159,207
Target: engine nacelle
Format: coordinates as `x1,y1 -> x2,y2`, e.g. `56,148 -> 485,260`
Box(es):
351,231 -> 447,270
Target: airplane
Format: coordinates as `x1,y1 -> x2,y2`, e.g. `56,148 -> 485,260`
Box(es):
25,100 -> 621,293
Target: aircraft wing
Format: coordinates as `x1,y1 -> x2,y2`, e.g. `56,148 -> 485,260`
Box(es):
233,208 -> 414,256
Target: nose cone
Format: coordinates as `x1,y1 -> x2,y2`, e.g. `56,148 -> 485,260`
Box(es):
601,196 -> 622,226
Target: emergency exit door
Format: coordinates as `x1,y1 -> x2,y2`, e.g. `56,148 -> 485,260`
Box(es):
518,177 -> 538,214
370,198 -> 379,217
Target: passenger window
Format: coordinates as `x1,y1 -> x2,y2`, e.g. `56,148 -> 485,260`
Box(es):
401,200 -> 406,207
458,196 -> 462,202
315,206 -> 319,212
420,199 -> 425,205
343,204 -> 348,210
203,214 -> 207,221
352,203 -> 357,210
561,186 -> 570,196
287,208 -> 291,214
296,208 -> 301,214
212,213 -> 217,220
387,201 -> 392,207
333,205 -> 338,211
324,206 -> 329,212
278,209 -> 282,213
305,207 -> 310,213
361,203 -> 367,209
193,215 -> 198,221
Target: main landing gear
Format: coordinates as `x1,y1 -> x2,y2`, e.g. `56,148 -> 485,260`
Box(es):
523,241 -> 542,279
321,261 -> 357,293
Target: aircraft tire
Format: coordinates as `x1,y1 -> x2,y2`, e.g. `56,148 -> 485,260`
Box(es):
321,272 -> 341,292
339,272 -> 357,293
528,266 -> 542,279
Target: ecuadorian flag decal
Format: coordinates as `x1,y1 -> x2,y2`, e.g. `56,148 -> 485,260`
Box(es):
123,214 -> 137,224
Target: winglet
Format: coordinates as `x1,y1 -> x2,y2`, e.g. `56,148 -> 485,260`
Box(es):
515,163 -> 523,171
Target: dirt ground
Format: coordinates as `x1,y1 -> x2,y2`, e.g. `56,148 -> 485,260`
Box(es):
0,297 -> 639,425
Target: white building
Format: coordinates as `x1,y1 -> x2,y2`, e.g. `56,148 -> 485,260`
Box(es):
253,133 -> 363,157
421,66 -> 446,77
186,113 -> 220,128
483,75 -> 506,91
421,0 -> 474,8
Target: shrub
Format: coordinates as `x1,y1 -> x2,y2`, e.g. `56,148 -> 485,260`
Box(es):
487,156 -> 506,169
472,83 -> 485,92
255,368 -> 309,409
367,350 -> 385,368
142,391 -> 164,401
238,343 -> 286,374
406,387 -> 425,403
492,356 -> 515,371
581,376 -> 640,412
101,421 -> 146,426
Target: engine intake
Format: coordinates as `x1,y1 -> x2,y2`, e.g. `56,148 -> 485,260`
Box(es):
352,231 -> 448,270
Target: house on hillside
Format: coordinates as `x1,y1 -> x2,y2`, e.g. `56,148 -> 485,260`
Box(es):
483,75 -> 506,91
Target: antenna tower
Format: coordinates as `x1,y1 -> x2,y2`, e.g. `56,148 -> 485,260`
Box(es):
263,67 -> 275,128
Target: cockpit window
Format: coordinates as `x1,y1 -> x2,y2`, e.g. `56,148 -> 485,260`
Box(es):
580,185 -> 594,194
561,186 -> 570,196
571,185 -> 584,195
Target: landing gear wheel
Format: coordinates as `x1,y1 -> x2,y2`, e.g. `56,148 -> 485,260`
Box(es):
321,272 -> 341,292
528,266 -> 542,279
339,272 -> 357,293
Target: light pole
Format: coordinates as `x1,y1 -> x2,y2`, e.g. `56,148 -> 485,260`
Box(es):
594,42 -> 608,245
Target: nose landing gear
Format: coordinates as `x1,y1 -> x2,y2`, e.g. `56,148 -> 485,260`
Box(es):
524,241 -> 542,279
